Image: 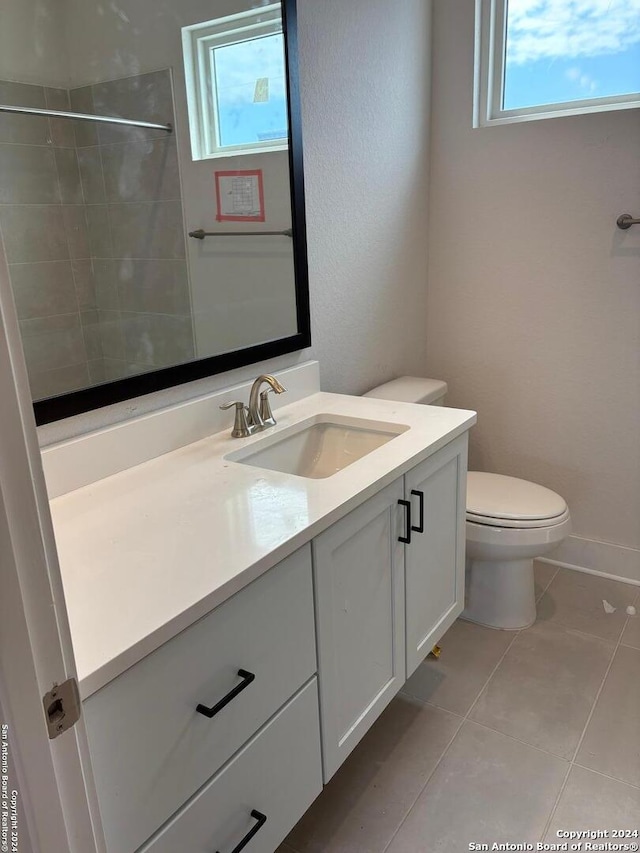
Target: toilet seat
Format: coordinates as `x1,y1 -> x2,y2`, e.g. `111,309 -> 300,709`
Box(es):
466,472 -> 568,529
466,507 -> 570,529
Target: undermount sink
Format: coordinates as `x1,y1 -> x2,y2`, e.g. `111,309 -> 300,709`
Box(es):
226,414 -> 409,479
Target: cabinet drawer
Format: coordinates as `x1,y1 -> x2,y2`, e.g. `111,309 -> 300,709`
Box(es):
84,545 -> 316,853
140,679 -> 323,853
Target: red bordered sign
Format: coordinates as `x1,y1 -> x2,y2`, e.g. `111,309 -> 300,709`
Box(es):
214,169 -> 265,222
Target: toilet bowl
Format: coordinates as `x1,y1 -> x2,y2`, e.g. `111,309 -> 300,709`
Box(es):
463,472 -> 570,629
364,377 -> 571,630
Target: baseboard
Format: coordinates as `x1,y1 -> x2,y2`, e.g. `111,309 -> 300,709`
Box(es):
539,534 -> 640,587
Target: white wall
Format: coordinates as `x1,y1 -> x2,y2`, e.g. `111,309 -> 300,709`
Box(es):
297,0 -> 431,394
427,0 -> 640,575
39,0 -> 433,443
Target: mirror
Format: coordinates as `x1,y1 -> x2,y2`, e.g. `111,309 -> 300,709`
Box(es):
0,0 -> 310,424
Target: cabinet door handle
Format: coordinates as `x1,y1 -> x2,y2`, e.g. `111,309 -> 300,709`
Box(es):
216,809 -> 267,853
411,489 -> 425,533
398,499 -> 412,544
196,669 -> 255,718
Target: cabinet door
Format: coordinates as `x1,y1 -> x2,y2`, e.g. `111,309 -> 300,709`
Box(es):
313,479 -> 405,781
404,434 -> 468,677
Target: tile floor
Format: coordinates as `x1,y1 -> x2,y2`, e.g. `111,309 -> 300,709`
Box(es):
282,563 -> 640,853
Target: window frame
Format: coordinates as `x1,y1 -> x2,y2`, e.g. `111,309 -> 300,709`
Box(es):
474,0 -> 640,128
182,3 -> 289,160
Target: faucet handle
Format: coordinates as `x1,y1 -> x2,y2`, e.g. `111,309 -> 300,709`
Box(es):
258,389 -> 278,428
219,401 -> 254,438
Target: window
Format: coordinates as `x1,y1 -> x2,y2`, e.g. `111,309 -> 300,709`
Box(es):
182,3 -> 289,159
474,0 -> 640,126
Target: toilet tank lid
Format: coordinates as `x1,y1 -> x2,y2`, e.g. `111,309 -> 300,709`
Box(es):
363,377 -> 448,405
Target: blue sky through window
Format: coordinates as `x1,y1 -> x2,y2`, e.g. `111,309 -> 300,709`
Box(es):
212,32 -> 288,148
503,0 -> 640,109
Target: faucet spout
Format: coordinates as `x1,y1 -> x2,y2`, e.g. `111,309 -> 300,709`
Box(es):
248,374 -> 286,429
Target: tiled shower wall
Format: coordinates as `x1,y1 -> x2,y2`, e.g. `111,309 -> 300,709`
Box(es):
69,70 -> 194,385
0,80 -> 91,399
0,70 -> 194,400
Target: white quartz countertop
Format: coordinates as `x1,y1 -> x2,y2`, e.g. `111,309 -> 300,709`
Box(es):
50,392 -> 476,699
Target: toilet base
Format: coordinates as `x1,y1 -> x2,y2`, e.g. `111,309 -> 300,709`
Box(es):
462,556 -> 536,630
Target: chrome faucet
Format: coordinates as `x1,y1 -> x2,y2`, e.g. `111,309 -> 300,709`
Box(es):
220,374 -> 287,438
248,374 -> 286,430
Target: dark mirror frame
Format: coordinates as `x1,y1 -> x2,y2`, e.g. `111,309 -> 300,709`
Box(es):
34,0 -> 310,426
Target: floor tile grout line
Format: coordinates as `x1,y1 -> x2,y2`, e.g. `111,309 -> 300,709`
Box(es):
465,628 -> 522,720
419,698 -> 469,717
538,763 -> 574,844
571,760 -> 640,791
462,717 -> 576,763
400,694 -> 466,720
539,610 -> 631,842
378,710 -> 466,853
535,563 -> 560,603
381,628 -> 523,853
553,623 -> 626,645
569,613 -> 629,764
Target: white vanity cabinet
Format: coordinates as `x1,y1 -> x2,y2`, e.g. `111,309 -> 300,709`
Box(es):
313,434 -> 467,781
79,427 -> 470,852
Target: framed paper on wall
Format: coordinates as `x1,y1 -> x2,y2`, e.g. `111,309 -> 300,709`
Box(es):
215,169 -> 266,221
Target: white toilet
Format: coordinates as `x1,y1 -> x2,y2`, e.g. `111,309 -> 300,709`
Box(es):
364,377 -> 571,630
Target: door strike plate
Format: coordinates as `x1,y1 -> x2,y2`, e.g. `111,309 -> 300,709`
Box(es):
43,678 -> 81,739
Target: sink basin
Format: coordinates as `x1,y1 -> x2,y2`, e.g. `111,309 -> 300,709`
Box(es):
226,414 -> 409,479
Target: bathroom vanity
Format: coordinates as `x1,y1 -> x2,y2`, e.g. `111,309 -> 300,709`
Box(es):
46,368 -> 475,853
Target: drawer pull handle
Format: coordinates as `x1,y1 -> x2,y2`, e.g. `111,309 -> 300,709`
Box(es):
398,499 -> 412,544
196,669 -> 255,718
411,489 -> 425,533
216,809 -> 267,853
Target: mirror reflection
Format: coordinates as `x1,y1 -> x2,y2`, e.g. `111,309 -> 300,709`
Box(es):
0,0 -> 302,404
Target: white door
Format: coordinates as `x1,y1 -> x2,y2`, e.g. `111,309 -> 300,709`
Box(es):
313,479 -> 405,781
0,248 -> 104,852
404,435 -> 468,677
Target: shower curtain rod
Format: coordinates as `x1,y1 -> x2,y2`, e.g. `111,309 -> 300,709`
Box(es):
0,103 -> 172,132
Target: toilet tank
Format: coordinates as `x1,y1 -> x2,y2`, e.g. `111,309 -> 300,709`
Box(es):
363,376 -> 448,406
